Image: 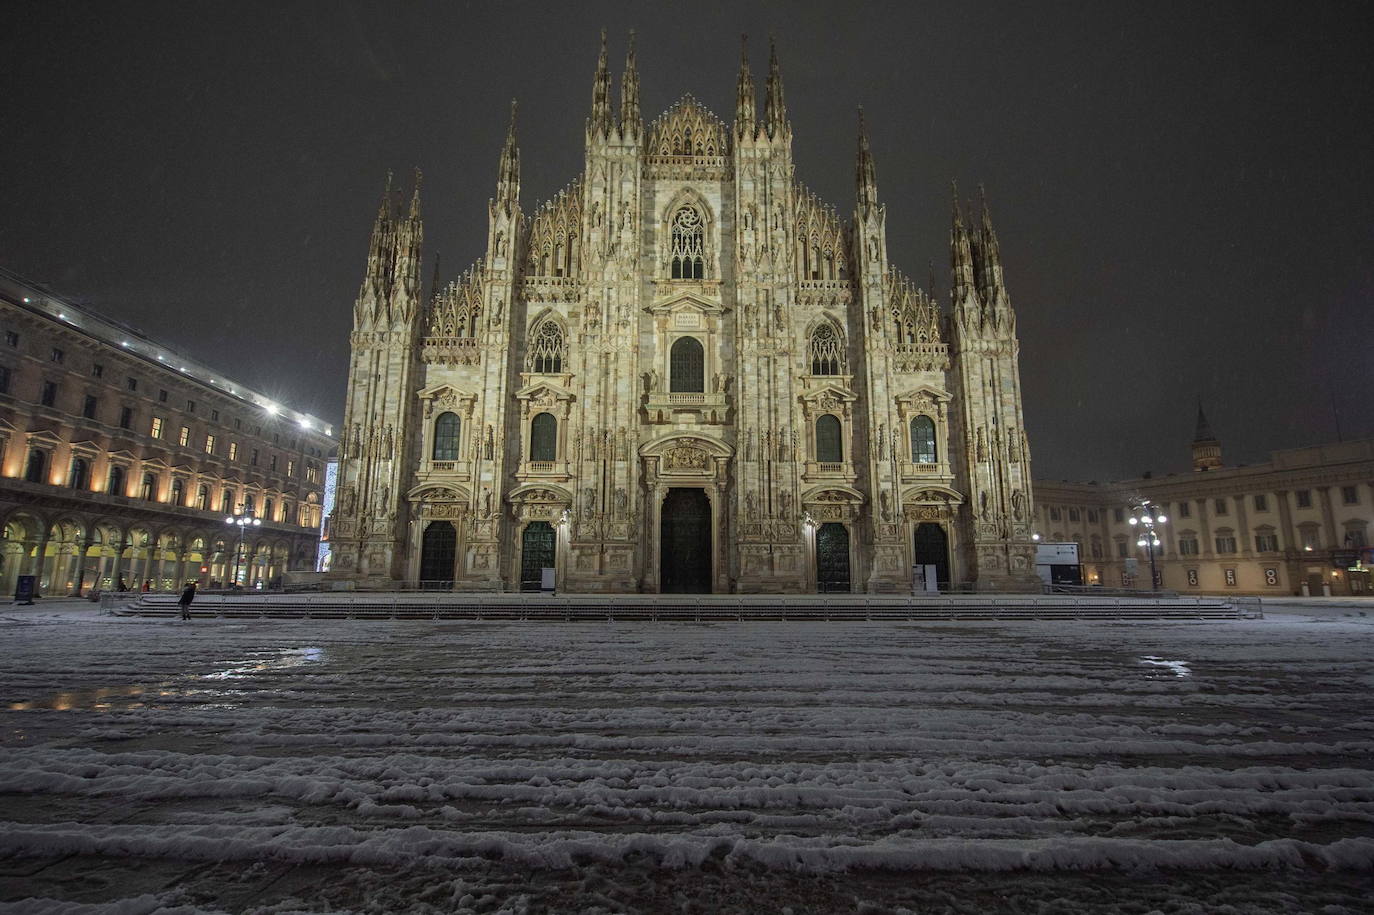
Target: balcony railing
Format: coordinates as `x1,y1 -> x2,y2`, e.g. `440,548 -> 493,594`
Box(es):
527,461 -> 556,474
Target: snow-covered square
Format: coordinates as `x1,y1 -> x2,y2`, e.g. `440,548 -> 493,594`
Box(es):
1,602 -> 1372,913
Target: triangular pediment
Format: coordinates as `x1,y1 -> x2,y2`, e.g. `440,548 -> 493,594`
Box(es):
646,291 -> 726,316
799,382 -> 858,405
140,457 -> 171,471
106,449 -> 137,463
514,380 -> 574,402
24,429 -> 64,447
896,385 -> 952,405
68,439 -> 102,455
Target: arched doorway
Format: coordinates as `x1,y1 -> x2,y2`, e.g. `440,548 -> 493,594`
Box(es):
660,488 -> 711,593
816,522 -> 851,592
914,523 -> 950,588
419,520 -> 457,587
519,522 -> 555,591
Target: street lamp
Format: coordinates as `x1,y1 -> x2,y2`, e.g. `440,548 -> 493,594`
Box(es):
1128,500 -> 1167,591
224,509 -> 261,588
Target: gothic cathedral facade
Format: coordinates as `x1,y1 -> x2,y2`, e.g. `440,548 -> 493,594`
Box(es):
328,35 -> 1040,593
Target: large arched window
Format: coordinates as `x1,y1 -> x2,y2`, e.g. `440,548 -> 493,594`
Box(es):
170,478 -> 184,506
910,416 -> 937,464
107,465 -> 126,496
70,458 -> 89,491
530,412 -> 557,462
670,206 -> 705,279
809,323 -> 845,375
244,494 -> 256,515
433,412 -> 461,461
140,472 -> 156,500
669,336 -> 705,393
24,448 -> 46,484
196,484 -> 210,511
816,414 -> 843,463
220,490 -> 234,514
527,320 -> 565,374
265,498 -> 275,523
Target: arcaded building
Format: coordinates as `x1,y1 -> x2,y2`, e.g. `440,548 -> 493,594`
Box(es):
0,268 -> 332,595
329,35 -> 1040,593
1033,410 -> 1374,596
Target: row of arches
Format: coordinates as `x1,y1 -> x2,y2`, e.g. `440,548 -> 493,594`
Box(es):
0,510 -> 310,596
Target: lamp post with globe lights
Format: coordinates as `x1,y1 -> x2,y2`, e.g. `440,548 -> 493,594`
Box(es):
1128,500 -> 1167,591
225,509 -> 261,588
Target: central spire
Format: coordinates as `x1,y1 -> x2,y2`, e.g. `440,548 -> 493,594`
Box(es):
763,37 -> 787,139
856,108 -> 878,215
735,34 -> 756,140
495,100 -> 520,216
619,28 -> 639,137
589,28 -> 613,138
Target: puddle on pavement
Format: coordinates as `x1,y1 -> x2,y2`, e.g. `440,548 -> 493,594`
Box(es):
1139,655 -> 1192,677
8,647 -> 325,711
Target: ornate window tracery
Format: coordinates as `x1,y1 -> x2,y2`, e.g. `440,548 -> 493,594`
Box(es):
670,207 -> 705,279
809,323 -> 845,375
433,412 -> 461,461
527,320 -> 565,374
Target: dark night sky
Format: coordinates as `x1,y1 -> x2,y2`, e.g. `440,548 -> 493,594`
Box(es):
4,1 -> 1372,481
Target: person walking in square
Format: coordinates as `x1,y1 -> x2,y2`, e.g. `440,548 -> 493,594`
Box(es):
178,581 -> 197,621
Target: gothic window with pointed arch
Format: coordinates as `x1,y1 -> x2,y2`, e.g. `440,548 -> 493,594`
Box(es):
910,416 -> 937,463
670,206 -> 705,279
816,414 -> 843,463
527,320 -> 565,374
809,323 -> 845,375
530,413 -> 557,462
433,412 -> 461,461
670,336 -> 705,393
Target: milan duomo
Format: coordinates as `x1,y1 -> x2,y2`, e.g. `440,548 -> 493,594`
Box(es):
327,34 -> 1040,593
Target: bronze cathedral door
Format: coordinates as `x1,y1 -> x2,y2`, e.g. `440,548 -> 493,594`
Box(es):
660,488 -> 711,593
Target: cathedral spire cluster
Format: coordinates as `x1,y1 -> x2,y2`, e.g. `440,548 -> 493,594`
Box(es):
336,35 -> 1039,594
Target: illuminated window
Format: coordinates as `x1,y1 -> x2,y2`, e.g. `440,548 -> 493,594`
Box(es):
178,425 -> 190,447
228,442 -> 238,461
204,434 -> 216,454
150,417 -> 164,438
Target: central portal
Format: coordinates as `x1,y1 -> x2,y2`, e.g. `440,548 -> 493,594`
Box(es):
660,488 -> 712,593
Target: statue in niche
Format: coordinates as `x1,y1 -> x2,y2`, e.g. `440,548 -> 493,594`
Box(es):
481,486 -> 493,518
484,426 -> 494,460
746,491 -> 758,520
583,487 -> 596,518
745,431 -> 754,462
979,491 -> 989,519
646,369 -> 661,394
615,487 -> 627,515
377,486 -> 389,515
880,491 -> 892,521
495,230 -> 506,257
779,490 -> 792,520
340,484 -> 357,515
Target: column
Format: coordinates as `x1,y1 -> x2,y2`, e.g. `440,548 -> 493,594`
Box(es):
1235,494 -> 1252,557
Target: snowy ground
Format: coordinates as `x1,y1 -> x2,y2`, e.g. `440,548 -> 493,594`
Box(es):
1,601 -> 1372,914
